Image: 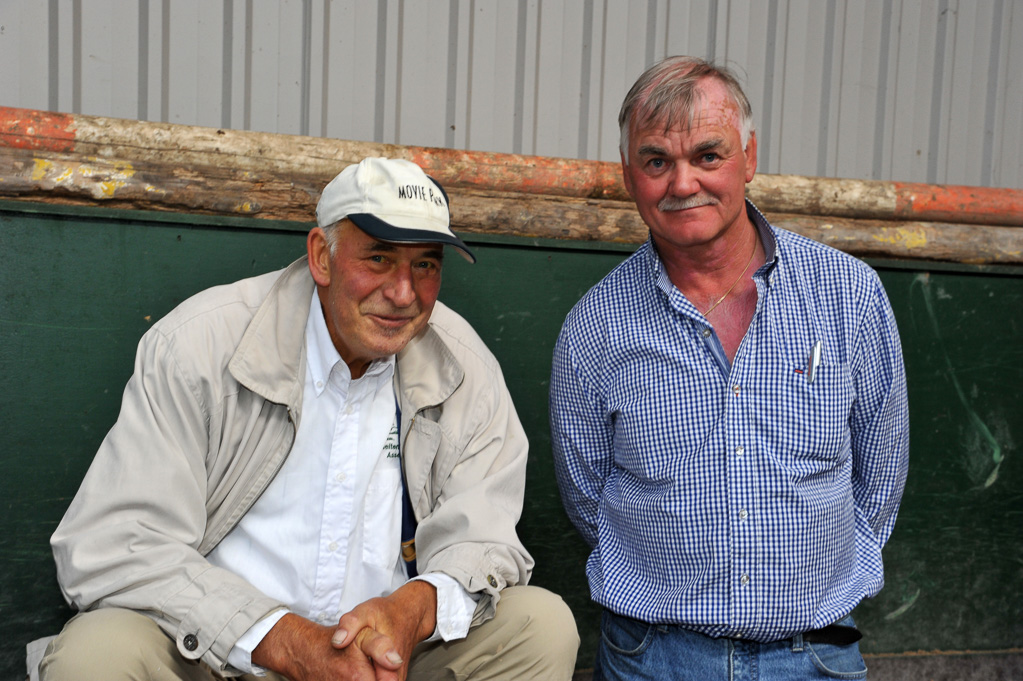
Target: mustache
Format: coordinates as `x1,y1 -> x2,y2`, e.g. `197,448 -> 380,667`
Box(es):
658,195 -> 717,211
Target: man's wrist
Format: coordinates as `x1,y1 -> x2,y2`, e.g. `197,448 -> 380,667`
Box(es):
251,613 -> 317,675
392,578 -> 439,643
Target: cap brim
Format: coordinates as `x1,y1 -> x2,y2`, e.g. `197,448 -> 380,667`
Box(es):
348,213 -> 477,263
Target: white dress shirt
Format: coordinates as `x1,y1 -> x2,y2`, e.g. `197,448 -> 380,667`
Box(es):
207,291 -> 476,674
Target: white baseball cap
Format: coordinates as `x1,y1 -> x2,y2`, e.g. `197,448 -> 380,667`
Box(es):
316,157 -> 476,263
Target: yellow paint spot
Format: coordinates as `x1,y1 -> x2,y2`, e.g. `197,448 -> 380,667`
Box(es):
31,158 -> 53,181
82,159 -> 136,198
871,227 -> 928,249
235,202 -> 255,213
55,168 -> 74,183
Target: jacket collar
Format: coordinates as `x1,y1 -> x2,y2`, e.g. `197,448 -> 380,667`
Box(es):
228,258 -> 313,410
395,302 -> 464,413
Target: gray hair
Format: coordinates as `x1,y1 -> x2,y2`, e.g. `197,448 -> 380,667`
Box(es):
320,219 -> 345,255
618,56 -> 755,162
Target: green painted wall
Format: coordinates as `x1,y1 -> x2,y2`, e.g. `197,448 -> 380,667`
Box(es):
1,201 -> 1021,677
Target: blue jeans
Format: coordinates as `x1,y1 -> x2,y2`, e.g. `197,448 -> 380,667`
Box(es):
594,611 -> 867,681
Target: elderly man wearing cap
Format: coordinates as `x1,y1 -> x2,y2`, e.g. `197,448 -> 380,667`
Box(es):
41,158 -> 578,681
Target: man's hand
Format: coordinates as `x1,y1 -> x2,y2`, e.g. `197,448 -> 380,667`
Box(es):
332,580 -> 438,680
251,580 -> 437,681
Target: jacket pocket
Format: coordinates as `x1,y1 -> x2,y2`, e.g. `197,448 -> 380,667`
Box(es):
403,416 -> 443,515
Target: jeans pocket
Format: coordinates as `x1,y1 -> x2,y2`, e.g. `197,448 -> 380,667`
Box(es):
805,641 -> 868,679
600,611 -> 658,656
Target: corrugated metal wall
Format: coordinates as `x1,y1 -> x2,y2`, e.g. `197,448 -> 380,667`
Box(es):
1,0 -> 1020,188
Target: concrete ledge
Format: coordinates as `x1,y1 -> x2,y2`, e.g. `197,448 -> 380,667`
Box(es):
864,650 -> 1023,680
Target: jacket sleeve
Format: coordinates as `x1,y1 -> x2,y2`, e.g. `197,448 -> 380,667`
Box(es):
50,327 -> 285,670
400,319 -> 534,626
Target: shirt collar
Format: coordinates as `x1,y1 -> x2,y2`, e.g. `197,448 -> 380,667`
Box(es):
745,199 -> 778,268
305,290 -> 395,397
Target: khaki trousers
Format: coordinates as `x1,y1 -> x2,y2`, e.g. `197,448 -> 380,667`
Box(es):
39,585 -> 579,680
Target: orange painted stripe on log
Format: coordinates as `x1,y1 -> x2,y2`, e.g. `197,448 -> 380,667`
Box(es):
405,146 -> 628,201
894,181 -> 1023,227
0,107 -> 77,152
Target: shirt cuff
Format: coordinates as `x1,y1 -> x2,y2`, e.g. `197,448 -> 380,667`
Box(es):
225,609 -> 290,675
411,573 -> 479,642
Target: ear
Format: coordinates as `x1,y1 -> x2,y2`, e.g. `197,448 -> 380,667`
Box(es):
744,131 -> 758,184
307,227 -> 332,287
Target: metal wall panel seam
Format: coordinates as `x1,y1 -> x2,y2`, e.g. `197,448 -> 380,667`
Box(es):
595,0 -> 611,161
513,0 -> 529,155
816,0 -> 838,178
980,0 -> 1004,188
760,0 -> 779,173
577,0 -> 594,160
300,0 -> 312,137
160,0 -> 169,123
243,0 -> 253,130
48,0 -> 60,111
445,0 -> 460,150
72,0 -> 82,113
872,0 -> 894,181
376,0 -> 389,143
927,0 -> 950,184
221,0 -> 232,129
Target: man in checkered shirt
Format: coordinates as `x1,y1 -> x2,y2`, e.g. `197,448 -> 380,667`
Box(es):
550,56 -> 909,680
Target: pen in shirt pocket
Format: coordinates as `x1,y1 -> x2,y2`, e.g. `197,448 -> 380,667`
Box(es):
806,340 -> 822,383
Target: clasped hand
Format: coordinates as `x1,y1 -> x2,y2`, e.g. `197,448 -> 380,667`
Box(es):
252,580 -> 438,681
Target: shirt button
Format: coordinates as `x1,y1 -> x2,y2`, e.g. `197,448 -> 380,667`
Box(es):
328,541 -> 338,552
315,380 -> 323,389
487,574 -> 499,588
740,573 -> 750,586
345,405 -> 354,415
735,446 -> 745,456
702,328 -> 712,338
183,633 -> 198,651
335,472 -> 346,483
739,509 -> 748,521
732,385 -> 741,395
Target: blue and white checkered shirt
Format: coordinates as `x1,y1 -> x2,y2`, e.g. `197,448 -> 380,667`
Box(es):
550,201 -> 909,642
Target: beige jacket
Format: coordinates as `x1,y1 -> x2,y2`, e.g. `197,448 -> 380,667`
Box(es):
51,258 -> 533,671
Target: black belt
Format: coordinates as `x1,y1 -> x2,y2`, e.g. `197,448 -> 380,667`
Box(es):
802,624 -> 862,646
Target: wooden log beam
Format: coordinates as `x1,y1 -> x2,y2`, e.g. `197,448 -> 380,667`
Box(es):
451,191 -> 1023,266
2,147 -> 1021,265
3,106 -> 1022,228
